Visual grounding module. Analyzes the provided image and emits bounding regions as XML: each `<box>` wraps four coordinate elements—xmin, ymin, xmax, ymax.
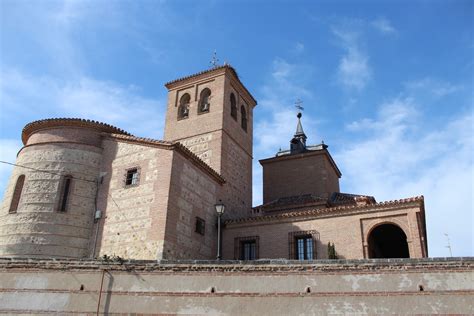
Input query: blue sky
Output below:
<box><xmin>1</xmin><ymin>0</ymin><xmax>472</xmax><ymax>257</ymax></box>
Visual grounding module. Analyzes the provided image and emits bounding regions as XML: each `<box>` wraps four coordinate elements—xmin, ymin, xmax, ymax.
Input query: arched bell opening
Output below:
<box><xmin>368</xmin><ymin>223</ymin><xmax>409</xmax><ymax>258</ymax></box>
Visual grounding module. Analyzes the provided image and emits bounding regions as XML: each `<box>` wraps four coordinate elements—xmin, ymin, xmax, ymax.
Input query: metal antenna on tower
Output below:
<box><xmin>444</xmin><ymin>233</ymin><xmax>453</xmax><ymax>257</ymax></box>
<box><xmin>210</xmin><ymin>50</ymin><xmax>219</xmax><ymax>68</ymax></box>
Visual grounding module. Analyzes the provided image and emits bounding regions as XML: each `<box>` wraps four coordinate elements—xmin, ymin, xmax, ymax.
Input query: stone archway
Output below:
<box><xmin>368</xmin><ymin>223</ymin><xmax>409</xmax><ymax>258</ymax></box>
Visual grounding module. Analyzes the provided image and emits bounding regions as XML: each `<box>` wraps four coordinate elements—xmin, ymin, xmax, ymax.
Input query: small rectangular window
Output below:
<box><xmin>241</xmin><ymin>240</ymin><xmax>256</xmax><ymax>260</ymax></box>
<box><xmin>234</xmin><ymin>236</ymin><xmax>259</xmax><ymax>260</ymax></box>
<box><xmin>195</xmin><ymin>217</ymin><xmax>205</xmax><ymax>235</ymax></box>
<box><xmin>295</xmin><ymin>236</ymin><xmax>313</xmax><ymax>260</ymax></box>
<box><xmin>125</xmin><ymin>168</ymin><xmax>139</xmax><ymax>186</ymax></box>
<box><xmin>289</xmin><ymin>230</ymin><xmax>319</xmax><ymax>260</ymax></box>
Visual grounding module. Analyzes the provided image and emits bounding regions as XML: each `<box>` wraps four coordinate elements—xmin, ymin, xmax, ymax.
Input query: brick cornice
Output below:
<box><xmin>22</xmin><ymin>118</ymin><xmax>131</xmax><ymax>145</ymax></box>
<box><xmin>165</xmin><ymin>65</ymin><xmax>257</xmax><ymax>106</ymax></box>
<box><xmin>106</xmin><ymin>134</ymin><xmax>225</xmax><ymax>185</ymax></box>
<box><xmin>225</xmin><ymin>196</ymin><xmax>425</xmax><ymax>226</ymax></box>
<box><xmin>259</xmin><ymin>149</ymin><xmax>342</xmax><ymax>178</ymax></box>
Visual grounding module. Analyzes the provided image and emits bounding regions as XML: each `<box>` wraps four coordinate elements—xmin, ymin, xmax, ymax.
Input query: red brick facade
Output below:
<box><xmin>0</xmin><ymin>66</ymin><xmax>428</xmax><ymax>260</ymax></box>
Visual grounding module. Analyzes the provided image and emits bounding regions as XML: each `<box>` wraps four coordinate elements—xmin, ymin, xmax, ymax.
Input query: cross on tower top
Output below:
<box><xmin>209</xmin><ymin>50</ymin><xmax>220</xmax><ymax>68</ymax></box>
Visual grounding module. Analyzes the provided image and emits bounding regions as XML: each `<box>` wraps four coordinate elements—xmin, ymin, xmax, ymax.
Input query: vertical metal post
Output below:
<box><xmin>217</xmin><ymin>213</ymin><xmax>222</xmax><ymax>260</ymax></box>
<box><xmin>96</xmin><ymin>269</ymin><xmax>106</xmax><ymax>315</ymax></box>
<box><xmin>92</xmin><ymin>177</ymin><xmax>100</xmax><ymax>258</ymax></box>
<box><xmin>444</xmin><ymin>233</ymin><xmax>453</xmax><ymax>257</ymax></box>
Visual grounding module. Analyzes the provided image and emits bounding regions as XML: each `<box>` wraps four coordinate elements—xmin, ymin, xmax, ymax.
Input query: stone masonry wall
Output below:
<box><xmin>96</xmin><ymin>139</ymin><xmax>174</xmax><ymax>260</ymax></box>
<box><xmin>0</xmin><ymin>257</ymin><xmax>471</xmax><ymax>315</ymax></box>
<box><xmin>220</xmin><ymin>131</ymin><xmax>252</xmax><ymax>218</ymax></box>
<box><xmin>0</xmin><ymin>142</ymin><xmax>102</xmax><ymax>258</ymax></box>
<box><xmin>162</xmin><ymin>150</ymin><xmax>222</xmax><ymax>259</ymax></box>
<box><xmin>223</xmin><ymin>204</ymin><xmax>425</xmax><ymax>260</ymax></box>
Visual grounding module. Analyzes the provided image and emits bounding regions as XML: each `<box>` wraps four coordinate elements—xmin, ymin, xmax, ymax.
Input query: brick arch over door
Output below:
<box><xmin>366</xmin><ymin>221</ymin><xmax>410</xmax><ymax>259</ymax></box>
<box><xmin>365</xmin><ymin>218</ymin><xmax>411</xmax><ymax>242</ymax></box>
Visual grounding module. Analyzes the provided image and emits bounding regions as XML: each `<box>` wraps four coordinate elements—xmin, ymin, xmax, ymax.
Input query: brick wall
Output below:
<box><xmin>223</xmin><ymin>203</ymin><xmax>426</xmax><ymax>260</ymax></box>
<box><xmin>261</xmin><ymin>150</ymin><xmax>340</xmax><ymax>203</ymax></box>
<box><xmin>163</xmin><ymin>67</ymin><xmax>255</xmax><ymax>219</ymax></box>
<box><xmin>0</xmin><ymin>257</ymin><xmax>471</xmax><ymax>314</ymax></box>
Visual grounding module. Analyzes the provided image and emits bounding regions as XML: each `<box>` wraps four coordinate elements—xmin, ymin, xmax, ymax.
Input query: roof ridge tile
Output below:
<box><xmin>22</xmin><ymin>118</ymin><xmax>131</xmax><ymax>144</ymax></box>
<box><xmin>227</xmin><ymin>196</ymin><xmax>424</xmax><ymax>225</ymax></box>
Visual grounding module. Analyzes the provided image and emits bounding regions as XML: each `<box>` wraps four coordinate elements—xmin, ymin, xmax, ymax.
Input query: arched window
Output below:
<box><xmin>178</xmin><ymin>93</ymin><xmax>190</xmax><ymax>119</ymax></box>
<box><xmin>9</xmin><ymin>175</ymin><xmax>25</xmax><ymax>213</ymax></box>
<box><xmin>198</xmin><ymin>88</ymin><xmax>211</xmax><ymax>113</ymax></box>
<box><xmin>230</xmin><ymin>93</ymin><xmax>237</xmax><ymax>120</ymax></box>
<box><xmin>241</xmin><ymin>105</ymin><xmax>247</xmax><ymax>132</ymax></box>
<box><xmin>58</xmin><ymin>175</ymin><xmax>73</xmax><ymax>213</ymax></box>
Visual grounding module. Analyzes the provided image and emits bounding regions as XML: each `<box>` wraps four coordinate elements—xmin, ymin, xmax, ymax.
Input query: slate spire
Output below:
<box><xmin>295</xmin><ymin>112</ymin><xmax>306</xmax><ymax>138</ymax></box>
<box><xmin>290</xmin><ymin>111</ymin><xmax>307</xmax><ymax>154</ymax></box>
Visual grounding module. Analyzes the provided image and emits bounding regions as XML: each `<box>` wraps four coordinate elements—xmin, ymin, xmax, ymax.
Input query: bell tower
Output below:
<box><xmin>163</xmin><ymin>65</ymin><xmax>257</xmax><ymax>218</ymax></box>
<box><xmin>260</xmin><ymin>111</ymin><xmax>341</xmax><ymax>203</ymax></box>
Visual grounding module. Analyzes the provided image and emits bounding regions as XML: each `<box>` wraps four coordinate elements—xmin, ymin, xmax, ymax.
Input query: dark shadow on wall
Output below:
<box><xmin>368</xmin><ymin>223</ymin><xmax>409</xmax><ymax>258</ymax></box>
<box><xmin>92</xmin><ymin>140</ymin><xmax>119</xmax><ymax>259</ymax></box>
<box><xmin>103</xmin><ymin>271</ymin><xmax>114</xmax><ymax>314</ymax></box>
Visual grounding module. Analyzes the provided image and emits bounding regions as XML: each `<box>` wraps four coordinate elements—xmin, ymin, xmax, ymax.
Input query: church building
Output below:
<box><xmin>0</xmin><ymin>65</ymin><xmax>428</xmax><ymax>261</ymax></box>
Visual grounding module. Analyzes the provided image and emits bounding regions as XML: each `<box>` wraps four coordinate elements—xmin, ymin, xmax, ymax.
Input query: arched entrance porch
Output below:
<box><xmin>368</xmin><ymin>223</ymin><xmax>409</xmax><ymax>258</ymax></box>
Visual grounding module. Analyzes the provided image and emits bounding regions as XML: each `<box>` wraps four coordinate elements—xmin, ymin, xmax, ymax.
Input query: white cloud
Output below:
<box><xmin>338</xmin><ymin>50</ymin><xmax>371</xmax><ymax>90</ymax></box>
<box><xmin>0</xmin><ymin>68</ymin><xmax>166</xmax><ymax>202</ymax></box>
<box><xmin>294</xmin><ymin>42</ymin><xmax>305</xmax><ymax>54</ymax></box>
<box><xmin>336</xmin><ymin>98</ymin><xmax>473</xmax><ymax>257</ymax></box>
<box><xmin>332</xmin><ymin>26</ymin><xmax>371</xmax><ymax>91</ymax></box>
<box><xmin>252</xmin><ymin>58</ymin><xmax>318</xmax><ymax>205</ymax></box>
<box><xmin>0</xmin><ymin>139</ymin><xmax>23</xmax><ymax>200</ymax></box>
<box><xmin>405</xmin><ymin>77</ymin><xmax>464</xmax><ymax>97</ymax></box>
<box><xmin>0</xmin><ymin>68</ymin><xmax>165</xmax><ymax>139</ymax></box>
<box><xmin>57</xmin><ymin>78</ymin><xmax>165</xmax><ymax>138</ymax></box>
<box><xmin>371</xmin><ymin>17</ymin><xmax>397</xmax><ymax>35</ymax></box>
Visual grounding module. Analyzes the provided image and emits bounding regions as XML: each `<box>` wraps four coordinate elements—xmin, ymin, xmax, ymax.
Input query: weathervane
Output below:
<box><xmin>295</xmin><ymin>99</ymin><xmax>304</xmax><ymax>118</ymax></box>
<box><xmin>209</xmin><ymin>50</ymin><xmax>219</xmax><ymax>68</ymax></box>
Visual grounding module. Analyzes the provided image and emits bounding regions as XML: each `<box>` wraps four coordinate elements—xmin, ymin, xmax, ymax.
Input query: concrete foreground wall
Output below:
<box><xmin>0</xmin><ymin>257</ymin><xmax>472</xmax><ymax>315</ymax></box>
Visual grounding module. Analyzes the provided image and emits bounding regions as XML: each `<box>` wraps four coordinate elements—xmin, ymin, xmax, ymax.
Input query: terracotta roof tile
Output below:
<box><xmin>107</xmin><ymin>133</ymin><xmax>225</xmax><ymax>184</ymax></box>
<box><xmin>227</xmin><ymin>196</ymin><xmax>424</xmax><ymax>225</ymax></box>
<box><xmin>329</xmin><ymin>192</ymin><xmax>376</xmax><ymax>206</ymax></box>
<box><xmin>22</xmin><ymin>118</ymin><xmax>131</xmax><ymax>145</ymax></box>
<box><xmin>165</xmin><ymin>65</ymin><xmax>237</xmax><ymax>87</ymax></box>
<box><xmin>254</xmin><ymin>194</ymin><xmax>327</xmax><ymax>213</ymax></box>
<box><xmin>164</xmin><ymin>64</ymin><xmax>257</xmax><ymax>105</ymax></box>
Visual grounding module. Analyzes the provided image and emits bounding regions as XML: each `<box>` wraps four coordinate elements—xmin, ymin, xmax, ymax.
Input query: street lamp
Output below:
<box><xmin>215</xmin><ymin>201</ymin><xmax>225</xmax><ymax>260</ymax></box>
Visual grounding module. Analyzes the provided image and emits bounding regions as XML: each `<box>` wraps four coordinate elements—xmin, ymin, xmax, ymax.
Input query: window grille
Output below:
<box><xmin>125</xmin><ymin>168</ymin><xmax>140</xmax><ymax>187</ymax></box>
<box><xmin>234</xmin><ymin>236</ymin><xmax>259</xmax><ymax>260</ymax></box>
<box><xmin>288</xmin><ymin>230</ymin><xmax>319</xmax><ymax>260</ymax></box>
